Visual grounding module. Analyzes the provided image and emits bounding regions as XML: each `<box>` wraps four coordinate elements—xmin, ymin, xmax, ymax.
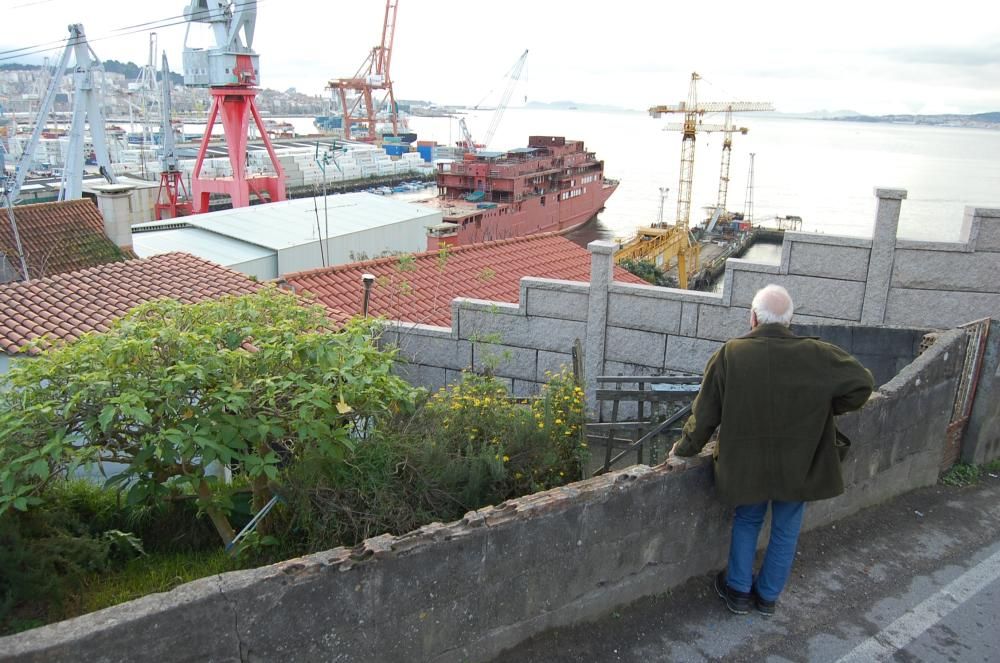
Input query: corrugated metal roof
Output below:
<box><xmin>168</xmin><ymin>192</ymin><xmax>440</xmax><ymax>250</ymax></box>
<box><xmin>132</xmin><ymin>227</ymin><xmax>274</xmax><ymax>265</ymax></box>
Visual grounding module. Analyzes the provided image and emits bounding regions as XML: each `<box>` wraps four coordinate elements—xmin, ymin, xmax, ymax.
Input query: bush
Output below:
<box><xmin>276</xmin><ymin>369</ymin><xmax>589</xmax><ymax>553</ymax></box>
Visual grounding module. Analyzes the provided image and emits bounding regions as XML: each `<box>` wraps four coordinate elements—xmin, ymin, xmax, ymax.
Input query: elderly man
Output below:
<box><xmin>671</xmin><ymin>284</ymin><xmax>873</xmax><ymax>616</ymax></box>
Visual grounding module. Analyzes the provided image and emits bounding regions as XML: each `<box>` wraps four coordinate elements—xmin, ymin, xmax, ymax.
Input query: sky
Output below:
<box><xmin>2</xmin><ymin>0</ymin><xmax>998</xmax><ymax>115</ymax></box>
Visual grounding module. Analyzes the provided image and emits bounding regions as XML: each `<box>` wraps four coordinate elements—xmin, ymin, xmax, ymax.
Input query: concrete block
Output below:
<box><xmin>604</xmin><ymin>326</ymin><xmax>667</xmax><ymax>367</ymax></box>
<box><xmin>607</xmin><ymin>292</ymin><xmax>682</xmax><ymax>335</ymax></box>
<box><xmin>390</xmin><ymin>332</ymin><xmax>472</xmax><ymax>371</ymax></box>
<box><xmin>696</xmin><ymin>304</ymin><xmax>751</xmax><ymax>342</ymax></box>
<box><xmin>473</xmin><ymin>344</ymin><xmax>536</xmax><ymax>381</ymax></box>
<box><xmin>525</xmin><ymin>285</ymin><xmax>590</xmax><ymax>322</ymax></box>
<box><xmin>392</xmin><ymin>362</ymin><xmax>448</xmax><ymax>393</ymax></box>
<box><xmin>537</xmin><ymin>350</ymin><xmax>575</xmax><ymax>382</ymax></box>
<box><xmin>512</xmin><ymin>379</ymin><xmax>541</xmax><ymax>398</ymax></box>
<box><xmin>884</xmin><ymin>289</ymin><xmax>1000</xmax><ymax>328</ymax></box>
<box><xmin>891</xmin><ymin>249</ymin><xmax>1000</xmax><ymax>292</ymax></box>
<box><xmin>788</xmin><ymin>242</ymin><xmax>870</xmax><ymax>281</ymax></box>
<box><xmin>969</xmin><ymin>207</ymin><xmax>1000</xmax><ymax>252</ymax></box>
<box><xmin>851</xmin><ymin>326</ymin><xmax>921</xmax><ymax>357</ymax></box>
<box><xmin>663</xmin><ymin>335</ymin><xmax>721</xmax><ymax>374</ymax></box>
<box><xmin>791</xmin><ymin>323</ymin><xmax>854</xmax><ymax>352</ymax></box>
<box><xmin>459</xmin><ymin>307</ymin><xmax>587</xmax><ymax>354</ymax></box>
<box><xmin>680</xmin><ymin>302</ymin><xmax>699</xmax><ymax>337</ymax></box>
<box><xmin>732</xmin><ymin>272</ymin><xmax>866</xmax><ymax>321</ymax></box>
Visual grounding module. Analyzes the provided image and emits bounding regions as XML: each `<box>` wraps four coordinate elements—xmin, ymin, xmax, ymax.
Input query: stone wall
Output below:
<box><xmin>384</xmin><ymin>190</ymin><xmax>999</xmax><ymax>414</ymax></box>
<box><xmin>0</xmin><ymin>330</ymin><xmax>967</xmax><ymax>663</ymax></box>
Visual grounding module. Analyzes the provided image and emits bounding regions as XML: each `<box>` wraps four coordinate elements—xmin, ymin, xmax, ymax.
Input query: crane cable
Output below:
<box><xmin>0</xmin><ymin>0</ymin><xmax>264</xmax><ymax>63</ymax></box>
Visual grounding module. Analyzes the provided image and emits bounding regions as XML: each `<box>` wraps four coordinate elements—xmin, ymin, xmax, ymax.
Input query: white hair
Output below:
<box><xmin>752</xmin><ymin>284</ymin><xmax>794</xmax><ymax>326</ymax></box>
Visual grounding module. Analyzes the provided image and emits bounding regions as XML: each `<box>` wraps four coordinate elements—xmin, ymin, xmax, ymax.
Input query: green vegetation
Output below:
<box><xmin>0</xmin><ymin>288</ymin><xmax>417</xmax><ymax>544</ymax></box>
<box><xmin>0</xmin><ymin>290</ymin><xmax>589</xmax><ymax>634</ymax></box>
<box><xmin>618</xmin><ymin>258</ymin><xmax>678</xmax><ymax>288</ymax></box>
<box><xmin>940</xmin><ymin>462</ymin><xmax>991</xmax><ymax>487</ymax></box>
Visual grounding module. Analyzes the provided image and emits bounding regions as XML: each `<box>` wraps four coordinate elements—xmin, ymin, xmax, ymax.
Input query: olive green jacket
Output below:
<box><xmin>673</xmin><ymin>323</ymin><xmax>874</xmax><ymax>505</ymax></box>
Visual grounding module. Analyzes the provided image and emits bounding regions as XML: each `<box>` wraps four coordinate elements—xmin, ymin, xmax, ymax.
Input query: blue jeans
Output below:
<box><xmin>726</xmin><ymin>500</ymin><xmax>805</xmax><ymax>602</ymax></box>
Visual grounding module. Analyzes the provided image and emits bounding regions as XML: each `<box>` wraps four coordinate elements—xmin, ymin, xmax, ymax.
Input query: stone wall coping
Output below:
<box><xmin>384</xmin><ymin>320</ymin><xmax>456</xmax><ymax>338</ymax></box>
<box><xmin>895</xmin><ymin>239</ymin><xmax>974</xmax><ymax>253</ymax></box>
<box><xmin>726</xmin><ymin>258</ymin><xmax>783</xmax><ymax>275</ymax></box>
<box><xmin>519</xmin><ymin>277</ymin><xmax>591</xmax><ymax>295</ymax></box>
<box><xmin>969</xmin><ymin>207</ymin><xmax>1000</xmax><ymax>219</ymax></box>
<box><xmin>454</xmin><ymin>298</ymin><xmax>523</xmax><ymax>315</ymax></box>
<box><xmin>608</xmin><ymin>281</ymin><xmax>724</xmax><ymax>304</ymax></box>
<box><xmin>587</xmin><ymin>240</ymin><xmax>617</xmax><ymax>255</ymax></box>
<box><xmin>783</xmin><ymin>232</ymin><xmax>873</xmax><ymax>248</ymax></box>
<box><xmin>875</xmin><ymin>187</ymin><xmax>908</xmax><ymax>200</ymax></box>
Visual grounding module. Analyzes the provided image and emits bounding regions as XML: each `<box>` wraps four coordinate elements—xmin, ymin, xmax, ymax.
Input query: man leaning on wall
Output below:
<box><xmin>670</xmin><ymin>284</ymin><xmax>874</xmax><ymax>617</ymax></box>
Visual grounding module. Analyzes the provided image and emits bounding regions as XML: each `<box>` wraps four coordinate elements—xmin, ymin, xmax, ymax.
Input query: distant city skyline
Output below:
<box><xmin>1</xmin><ymin>0</ymin><xmax>998</xmax><ymax>115</ymax></box>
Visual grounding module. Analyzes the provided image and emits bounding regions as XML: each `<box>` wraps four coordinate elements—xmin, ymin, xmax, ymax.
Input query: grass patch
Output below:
<box><xmin>61</xmin><ymin>550</ymin><xmax>238</xmax><ymax>619</ymax></box>
<box><xmin>985</xmin><ymin>459</ymin><xmax>1000</xmax><ymax>474</ymax></box>
<box><xmin>940</xmin><ymin>463</ymin><xmax>982</xmax><ymax>487</ymax></box>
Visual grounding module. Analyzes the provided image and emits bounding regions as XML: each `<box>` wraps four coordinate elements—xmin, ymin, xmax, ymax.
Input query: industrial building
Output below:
<box><xmin>131</xmin><ymin>192</ymin><xmax>441</xmax><ymax>280</ymax></box>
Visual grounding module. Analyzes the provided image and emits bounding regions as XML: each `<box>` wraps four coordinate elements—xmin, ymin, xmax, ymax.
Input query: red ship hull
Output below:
<box><xmin>426</xmin><ymin>136</ymin><xmax>618</xmax><ymax>249</ymax></box>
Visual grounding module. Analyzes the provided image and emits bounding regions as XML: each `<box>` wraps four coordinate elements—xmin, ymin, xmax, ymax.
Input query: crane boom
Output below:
<box><xmin>650</xmin><ymin>101</ymin><xmax>773</xmax><ymax>116</ymax></box>
<box><xmin>481</xmin><ymin>49</ymin><xmax>528</xmax><ymax>150</ymax></box>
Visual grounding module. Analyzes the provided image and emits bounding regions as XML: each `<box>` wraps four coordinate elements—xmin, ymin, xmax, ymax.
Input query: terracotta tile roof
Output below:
<box><xmin>0</xmin><ymin>199</ymin><xmax>137</xmax><ymax>281</ymax></box>
<box><xmin>283</xmin><ymin>233</ymin><xmax>647</xmax><ymax>327</ymax></box>
<box><xmin>0</xmin><ymin>252</ymin><xmax>261</xmax><ymax>356</ymax></box>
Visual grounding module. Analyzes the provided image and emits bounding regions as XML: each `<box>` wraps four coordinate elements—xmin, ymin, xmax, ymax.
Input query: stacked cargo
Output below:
<box><xmin>171</xmin><ymin>145</ymin><xmax>434</xmax><ymax>191</ymax></box>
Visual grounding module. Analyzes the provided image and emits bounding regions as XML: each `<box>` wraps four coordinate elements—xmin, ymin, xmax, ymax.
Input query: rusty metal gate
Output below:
<box><xmin>941</xmin><ymin>318</ymin><xmax>992</xmax><ymax>471</ymax></box>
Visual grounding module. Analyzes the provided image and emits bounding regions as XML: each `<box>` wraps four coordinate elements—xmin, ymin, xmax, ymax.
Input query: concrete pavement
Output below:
<box><xmin>494</xmin><ymin>474</ymin><xmax>1000</xmax><ymax>662</ymax></box>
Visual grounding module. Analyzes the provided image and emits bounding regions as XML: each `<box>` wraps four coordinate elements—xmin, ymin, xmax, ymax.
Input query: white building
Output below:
<box><xmin>131</xmin><ymin>192</ymin><xmax>442</xmax><ymax>280</ymax></box>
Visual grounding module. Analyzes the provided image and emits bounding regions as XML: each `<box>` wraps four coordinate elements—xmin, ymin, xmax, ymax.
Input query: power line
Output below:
<box><xmin>0</xmin><ymin>0</ymin><xmax>264</xmax><ymax>64</ymax></box>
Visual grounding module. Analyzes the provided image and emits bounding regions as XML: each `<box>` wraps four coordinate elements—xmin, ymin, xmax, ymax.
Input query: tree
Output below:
<box><xmin>0</xmin><ymin>288</ymin><xmax>419</xmax><ymax>544</ymax></box>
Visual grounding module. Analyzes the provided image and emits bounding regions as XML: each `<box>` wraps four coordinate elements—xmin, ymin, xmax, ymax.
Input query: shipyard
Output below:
<box><xmin>1</xmin><ymin>2</ymin><xmax>999</xmax><ymax>662</ymax></box>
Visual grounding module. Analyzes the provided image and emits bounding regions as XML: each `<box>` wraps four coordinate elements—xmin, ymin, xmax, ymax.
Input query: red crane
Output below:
<box><xmin>328</xmin><ymin>0</ymin><xmax>400</xmax><ymax>143</ymax></box>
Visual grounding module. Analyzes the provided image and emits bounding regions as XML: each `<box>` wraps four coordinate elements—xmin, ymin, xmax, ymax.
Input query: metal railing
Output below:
<box><xmin>588</xmin><ymin>375</ymin><xmax>701</xmax><ymax>475</ymax></box>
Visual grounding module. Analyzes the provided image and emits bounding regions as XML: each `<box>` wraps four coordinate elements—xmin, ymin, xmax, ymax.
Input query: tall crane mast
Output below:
<box><xmin>642</xmin><ymin>72</ymin><xmax>772</xmax><ymax>287</ymax></box>
<box><xmin>127</xmin><ymin>33</ymin><xmax>161</xmax><ymax>152</ymax></box>
<box><xmin>328</xmin><ymin>0</ymin><xmax>400</xmax><ymax>143</ymax></box>
<box><xmin>183</xmin><ymin>0</ymin><xmax>286</xmax><ymax>213</ymax></box>
<box><xmin>154</xmin><ymin>54</ymin><xmax>192</xmax><ymax>219</ymax></box>
<box><xmin>649</xmin><ymin>72</ymin><xmax>772</xmax><ymax>233</ymax></box>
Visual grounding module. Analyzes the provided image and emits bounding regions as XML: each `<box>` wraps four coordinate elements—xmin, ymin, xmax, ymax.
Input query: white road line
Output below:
<box><xmin>836</xmin><ymin>546</ymin><xmax>1000</xmax><ymax>662</ymax></box>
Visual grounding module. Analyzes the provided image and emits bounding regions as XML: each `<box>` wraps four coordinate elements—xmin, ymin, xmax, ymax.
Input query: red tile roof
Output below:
<box><xmin>0</xmin><ymin>252</ymin><xmax>261</xmax><ymax>356</ymax></box>
<box><xmin>0</xmin><ymin>198</ymin><xmax>137</xmax><ymax>281</ymax></box>
<box><xmin>283</xmin><ymin>233</ymin><xmax>646</xmax><ymax>327</ymax></box>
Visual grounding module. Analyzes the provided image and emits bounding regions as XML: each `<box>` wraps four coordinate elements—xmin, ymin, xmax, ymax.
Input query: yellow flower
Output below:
<box><xmin>503</xmin><ymin>455</ymin><xmax>509</xmax><ymax>462</ymax></box>
<box><xmin>580</xmin><ymin>442</ymin><xmax>588</xmax><ymax>448</ymax></box>
<box><xmin>538</xmin><ymin>422</ymin><xmax>545</xmax><ymax>429</ymax></box>
<box><xmin>515</xmin><ymin>472</ymin><xmax>523</xmax><ymax>479</ymax></box>
<box><xmin>559</xmin><ymin>471</ymin><xmax>565</xmax><ymax>476</ymax></box>
<box><xmin>554</xmin><ymin>418</ymin><xmax>562</xmax><ymax>425</ymax></box>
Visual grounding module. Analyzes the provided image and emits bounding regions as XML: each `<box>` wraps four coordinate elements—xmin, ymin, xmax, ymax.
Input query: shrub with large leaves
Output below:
<box><xmin>0</xmin><ymin>288</ymin><xmax>418</xmax><ymax>542</ymax></box>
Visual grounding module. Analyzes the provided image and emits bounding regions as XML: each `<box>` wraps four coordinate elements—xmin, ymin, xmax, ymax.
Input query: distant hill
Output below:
<box><xmin>828</xmin><ymin>111</ymin><xmax>1000</xmax><ymax>128</ymax></box>
<box><xmin>525</xmin><ymin>100</ymin><xmax>639</xmax><ymax>113</ymax></box>
<box><xmin>0</xmin><ymin>59</ymin><xmax>183</xmax><ymax>85</ymax></box>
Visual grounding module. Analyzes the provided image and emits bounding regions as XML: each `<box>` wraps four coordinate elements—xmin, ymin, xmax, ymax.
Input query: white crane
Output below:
<box><xmin>1</xmin><ymin>24</ymin><xmax>116</xmax><ymax>208</ymax></box>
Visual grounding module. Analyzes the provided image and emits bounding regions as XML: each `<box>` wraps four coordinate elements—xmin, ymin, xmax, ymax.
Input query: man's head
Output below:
<box><xmin>750</xmin><ymin>284</ymin><xmax>794</xmax><ymax>328</ymax></box>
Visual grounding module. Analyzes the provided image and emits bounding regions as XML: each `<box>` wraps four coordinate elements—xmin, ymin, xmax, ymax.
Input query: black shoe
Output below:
<box><xmin>714</xmin><ymin>570</ymin><xmax>752</xmax><ymax>615</ymax></box>
<box><xmin>752</xmin><ymin>586</ymin><xmax>776</xmax><ymax>616</ymax></box>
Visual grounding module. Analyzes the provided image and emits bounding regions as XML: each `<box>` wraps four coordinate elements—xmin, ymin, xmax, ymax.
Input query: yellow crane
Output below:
<box><xmin>617</xmin><ymin>73</ymin><xmax>773</xmax><ymax>288</ymax></box>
